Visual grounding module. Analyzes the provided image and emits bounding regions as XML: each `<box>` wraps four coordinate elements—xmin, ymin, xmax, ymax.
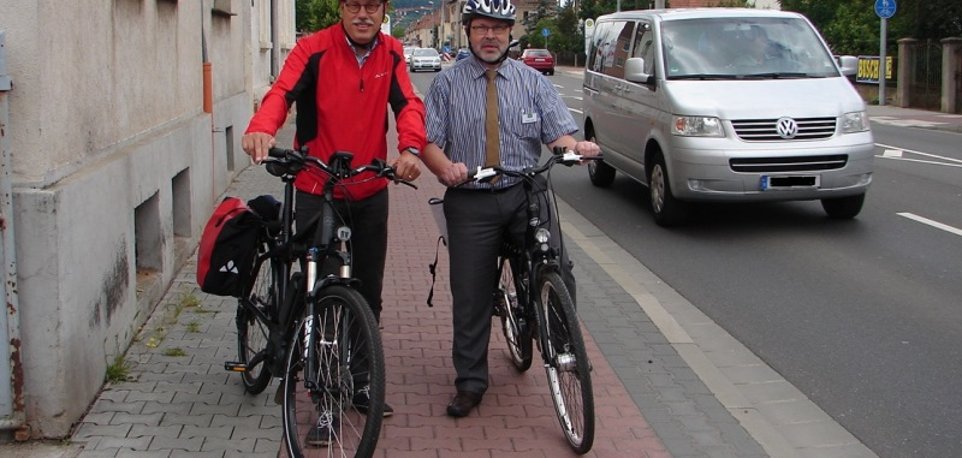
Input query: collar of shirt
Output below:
<box><xmin>345</xmin><ymin>34</ymin><xmax>380</xmax><ymax>67</ymax></box>
<box><xmin>464</xmin><ymin>56</ymin><xmax>519</xmax><ymax>83</ymax></box>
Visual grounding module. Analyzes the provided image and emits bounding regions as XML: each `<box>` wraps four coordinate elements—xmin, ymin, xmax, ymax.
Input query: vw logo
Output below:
<box><xmin>776</xmin><ymin>117</ymin><xmax>798</xmax><ymax>139</ymax></box>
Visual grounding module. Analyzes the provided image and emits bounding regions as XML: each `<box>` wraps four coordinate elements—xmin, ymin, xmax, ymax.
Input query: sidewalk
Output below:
<box><xmin>5</xmin><ymin>114</ymin><xmax>909</xmax><ymax>457</ymax></box>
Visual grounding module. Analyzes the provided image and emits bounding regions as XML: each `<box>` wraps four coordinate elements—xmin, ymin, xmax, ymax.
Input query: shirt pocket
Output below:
<box><xmin>509</xmin><ymin>108</ymin><xmax>542</xmax><ymax>142</ymax></box>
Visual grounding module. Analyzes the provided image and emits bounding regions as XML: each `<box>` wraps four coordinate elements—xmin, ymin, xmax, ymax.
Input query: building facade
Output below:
<box><xmin>0</xmin><ymin>0</ymin><xmax>294</xmax><ymax>439</ymax></box>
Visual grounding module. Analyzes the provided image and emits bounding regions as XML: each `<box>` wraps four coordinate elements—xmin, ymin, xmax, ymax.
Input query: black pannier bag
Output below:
<box><xmin>196</xmin><ymin>196</ymin><xmax>276</xmax><ymax>296</ymax></box>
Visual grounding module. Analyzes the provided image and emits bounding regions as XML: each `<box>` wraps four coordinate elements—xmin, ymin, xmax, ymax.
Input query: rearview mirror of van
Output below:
<box><xmin>625</xmin><ymin>57</ymin><xmax>652</xmax><ymax>84</ymax></box>
<box><xmin>837</xmin><ymin>55</ymin><xmax>858</xmax><ymax>77</ymax></box>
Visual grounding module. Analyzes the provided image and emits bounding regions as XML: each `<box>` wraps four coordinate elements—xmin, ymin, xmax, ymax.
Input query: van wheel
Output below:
<box><xmin>648</xmin><ymin>153</ymin><xmax>688</xmax><ymax>227</ymax></box>
<box><xmin>821</xmin><ymin>193</ymin><xmax>865</xmax><ymax>219</ymax></box>
<box><xmin>586</xmin><ymin>135</ymin><xmax>615</xmax><ymax>187</ymax></box>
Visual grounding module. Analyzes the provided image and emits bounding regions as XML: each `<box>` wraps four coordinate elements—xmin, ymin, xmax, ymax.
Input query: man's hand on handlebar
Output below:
<box><xmin>437</xmin><ymin>162</ymin><xmax>469</xmax><ymax>187</ymax></box>
<box><xmin>390</xmin><ymin>149</ymin><xmax>422</xmax><ymax>183</ymax></box>
<box><xmin>571</xmin><ymin>140</ymin><xmax>601</xmax><ymax>158</ymax></box>
<box><xmin>242</xmin><ymin>132</ymin><xmax>276</xmax><ymax>164</ymax></box>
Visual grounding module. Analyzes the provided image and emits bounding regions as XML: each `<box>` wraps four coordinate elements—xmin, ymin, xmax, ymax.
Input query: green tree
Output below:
<box><xmin>779</xmin><ymin>0</ymin><xmax>961</xmax><ymax>55</ymax></box>
<box><xmin>296</xmin><ymin>0</ymin><xmax>340</xmax><ymax>33</ymax></box>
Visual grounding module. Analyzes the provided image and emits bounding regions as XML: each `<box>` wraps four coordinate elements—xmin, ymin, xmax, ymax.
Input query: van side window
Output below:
<box><xmin>587</xmin><ymin>21</ymin><xmax>612</xmax><ymax>73</ymax></box>
<box><xmin>631</xmin><ymin>21</ymin><xmax>655</xmax><ymax>75</ymax></box>
<box><xmin>603</xmin><ymin>21</ymin><xmax>636</xmax><ymax>79</ymax></box>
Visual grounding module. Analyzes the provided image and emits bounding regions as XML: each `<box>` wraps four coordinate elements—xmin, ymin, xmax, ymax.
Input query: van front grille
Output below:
<box><xmin>730</xmin><ymin>155</ymin><xmax>848</xmax><ymax>173</ymax></box>
<box><xmin>732</xmin><ymin>117</ymin><xmax>837</xmax><ymax>141</ymax></box>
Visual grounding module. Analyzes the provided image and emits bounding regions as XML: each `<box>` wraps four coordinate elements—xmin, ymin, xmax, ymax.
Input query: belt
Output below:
<box><xmin>448</xmin><ymin>183</ymin><xmax>520</xmax><ymax>194</ymax></box>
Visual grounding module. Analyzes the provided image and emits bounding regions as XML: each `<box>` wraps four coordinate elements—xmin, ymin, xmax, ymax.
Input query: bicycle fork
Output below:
<box><xmin>301</xmin><ymin>237</ymin><xmax>353</xmax><ymax>395</ymax></box>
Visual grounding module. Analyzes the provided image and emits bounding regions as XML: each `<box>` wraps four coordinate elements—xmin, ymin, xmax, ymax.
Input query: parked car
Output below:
<box><xmin>403</xmin><ymin>46</ymin><xmax>415</xmax><ymax>65</ymax></box>
<box><xmin>520</xmin><ymin>48</ymin><xmax>555</xmax><ymax>75</ymax></box>
<box><xmin>455</xmin><ymin>48</ymin><xmax>471</xmax><ymax>61</ymax></box>
<box><xmin>410</xmin><ymin>47</ymin><xmax>442</xmax><ymax>72</ymax></box>
<box><xmin>582</xmin><ymin>9</ymin><xmax>873</xmax><ymax>226</ymax></box>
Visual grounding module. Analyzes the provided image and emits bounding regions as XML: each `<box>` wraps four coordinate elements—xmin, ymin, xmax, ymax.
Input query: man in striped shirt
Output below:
<box><xmin>420</xmin><ymin>0</ymin><xmax>600</xmax><ymax>418</ymax></box>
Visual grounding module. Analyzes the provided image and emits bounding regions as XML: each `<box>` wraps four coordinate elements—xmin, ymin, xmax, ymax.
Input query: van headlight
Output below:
<box><xmin>839</xmin><ymin>111</ymin><xmax>870</xmax><ymax>133</ymax></box>
<box><xmin>671</xmin><ymin>116</ymin><xmax>724</xmax><ymax>137</ymax></box>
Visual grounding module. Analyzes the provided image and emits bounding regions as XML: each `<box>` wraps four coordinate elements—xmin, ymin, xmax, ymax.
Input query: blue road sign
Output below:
<box><xmin>541</xmin><ymin>27</ymin><xmax>550</xmax><ymax>37</ymax></box>
<box><xmin>875</xmin><ymin>0</ymin><xmax>896</xmax><ymax>19</ymax></box>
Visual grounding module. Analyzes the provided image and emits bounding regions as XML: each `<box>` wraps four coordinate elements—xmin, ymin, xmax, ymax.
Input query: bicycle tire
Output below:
<box><xmin>496</xmin><ymin>256</ymin><xmax>532</xmax><ymax>371</ymax></box>
<box><xmin>282</xmin><ymin>285</ymin><xmax>384</xmax><ymax>458</ymax></box>
<box><xmin>540</xmin><ymin>270</ymin><xmax>595</xmax><ymax>454</ymax></box>
<box><xmin>236</xmin><ymin>253</ymin><xmax>274</xmax><ymax>394</ymax></box>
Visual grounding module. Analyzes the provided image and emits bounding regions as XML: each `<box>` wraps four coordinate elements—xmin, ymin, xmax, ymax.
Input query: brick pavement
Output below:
<box><xmin>66</xmin><ymin>121</ymin><xmax>676</xmax><ymax>457</ymax></box>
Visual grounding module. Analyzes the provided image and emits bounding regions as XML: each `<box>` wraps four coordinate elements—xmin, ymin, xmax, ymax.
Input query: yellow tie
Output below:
<box><xmin>484</xmin><ymin>69</ymin><xmax>500</xmax><ymax>169</ymax></box>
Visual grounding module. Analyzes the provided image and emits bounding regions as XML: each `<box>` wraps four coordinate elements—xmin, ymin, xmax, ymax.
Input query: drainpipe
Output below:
<box><xmin>270</xmin><ymin>0</ymin><xmax>279</xmax><ymax>78</ymax></box>
<box><xmin>0</xmin><ymin>30</ymin><xmax>27</xmax><ymax>437</ymax></box>
<box><xmin>202</xmin><ymin>3</ymin><xmax>216</xmax><ymax>200</ymax></box>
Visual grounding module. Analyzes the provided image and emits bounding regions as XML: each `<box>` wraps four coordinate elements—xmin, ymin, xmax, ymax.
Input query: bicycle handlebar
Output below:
<box><xmin>265</xmin><ymin>147</ymin><xmax>417</xmax><ymax>189</ymax></box>
<box><xmin>466</xmin><ymin>147</ymin><xmax>603</xmax><ymax>184</ymax></box>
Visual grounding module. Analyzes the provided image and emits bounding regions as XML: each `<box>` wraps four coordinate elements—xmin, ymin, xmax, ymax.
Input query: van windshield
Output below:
<box><xmin>660</xmin><ymin>17</ymin><xmax>840</xmax><ymax>80</ymax></box>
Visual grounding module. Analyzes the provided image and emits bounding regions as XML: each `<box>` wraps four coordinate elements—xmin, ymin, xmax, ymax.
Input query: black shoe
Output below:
<box><xmin>305</xmin><ymin>410</ymin><xmax>338</xmax><ymax>447</ymax></box>
<box><xmin>446</xmin><ymin>391</ymin><xmax>483</xmax><ymax>418</ymax></box>
<box><xmin>352</xmin><ymin>385</ymin><xmax>394</xmax><ymax>417</ymax></box>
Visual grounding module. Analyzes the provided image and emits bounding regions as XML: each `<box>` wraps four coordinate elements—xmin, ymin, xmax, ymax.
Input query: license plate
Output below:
<box><xmin>760</xmin><ymin>175</ymin><xmax>820</xmax><ymax>190</ymax></box>
<box><xmin>536</xmin><ymin>58</ymin><xmax>546</xmax><ymax>62</ymax></box>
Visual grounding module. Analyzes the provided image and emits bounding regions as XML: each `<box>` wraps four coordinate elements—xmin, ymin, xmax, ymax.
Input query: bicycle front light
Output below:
<box><xmin>535</xmin><ymin>228</ymin><xmax>551</xmax><ymax>252</ymax></box>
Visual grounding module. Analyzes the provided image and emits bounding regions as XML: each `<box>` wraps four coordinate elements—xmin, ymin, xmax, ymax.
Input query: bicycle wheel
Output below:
<box><xmin>282</xmin><ymin>285</ymin><xmax>384</xmax><ymax>458</ymax></box>
<box><xmin>496</xmin><ymin>256</ymin><xmax>532</xmax><ymax>371</ymax></box>
<box><xmin>540</xmin><ymin>270</ymin><xmax>595</xmax><ymax>454</ymax></box>
<box><xmin>236</xmin><ymin>253</ymin><xmax>273</xmax><ymax>394</ymax></box>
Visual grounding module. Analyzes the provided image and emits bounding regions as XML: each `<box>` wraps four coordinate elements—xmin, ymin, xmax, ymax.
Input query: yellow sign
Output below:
<box><xmin>856</xmin><ymin>55</ymin><xmax>894</xmax><ymax>83</ymax></box>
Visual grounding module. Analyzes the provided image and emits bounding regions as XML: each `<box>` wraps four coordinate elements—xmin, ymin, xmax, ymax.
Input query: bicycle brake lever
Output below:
<box><xmin>473</xmin><ymin>167</ymin><xmax>498</xmax><ymax>182</ymax></box>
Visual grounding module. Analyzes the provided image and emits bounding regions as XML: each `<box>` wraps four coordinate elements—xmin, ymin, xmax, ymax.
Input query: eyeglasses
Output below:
<box><xmin>470</xmin><ymin>24</ymin><xmax>511</xmax><ymax>35</ymax></box>
<box><xmin>343</xmin><ymin>2</ymin><xmax>382</xmax><ymax>14</ymax></box>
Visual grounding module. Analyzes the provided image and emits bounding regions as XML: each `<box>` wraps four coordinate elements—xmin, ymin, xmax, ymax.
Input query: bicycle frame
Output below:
<box><xmin>501</xmin><ymin>172</ymin><xmax>567</xmax><ymax>367</ymax></box>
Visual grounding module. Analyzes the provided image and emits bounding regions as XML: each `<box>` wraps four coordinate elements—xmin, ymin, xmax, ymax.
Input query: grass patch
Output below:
<box><xmin>186</xmin><ymin>320</ymin><xmax>201</xmax><ymax>333</ymax></box>
<box><xmin>180</xmin><ymin>292</ymin><xmax>201</xmax><ymax>308</ymax></box>
<box><xmin>163</xmin><ymin>347</ymin><xmax>187</xmax><ymax>357</ymax></box>
<box><xmin>105</xmin><ymin>354</ymin><xmax>130</xmax><ymax>383</ymax></box>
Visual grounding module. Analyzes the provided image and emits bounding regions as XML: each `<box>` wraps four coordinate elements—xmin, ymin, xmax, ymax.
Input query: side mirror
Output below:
<box><xmin>624</xmin><ymin>57</ymin><xmax>652</xmax><ymax>84</ymax></box>
<box><xmin>837</xmin><ymin>55</ymin><xmax>858</xmax><ymax>77</ymax></box>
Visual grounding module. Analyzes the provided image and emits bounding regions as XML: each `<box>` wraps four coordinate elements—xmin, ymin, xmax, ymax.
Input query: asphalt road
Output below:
<box><xmin>410</xmin><ymin>66</ymin><xmax>962</xmax><ymax>457</ymax></box>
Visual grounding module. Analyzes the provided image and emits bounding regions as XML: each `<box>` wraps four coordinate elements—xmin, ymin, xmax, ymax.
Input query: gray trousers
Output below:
<box><xmin>443</xmin><ymin>182</ymin><xmax>574</xmax><ymax>394</ymax></box>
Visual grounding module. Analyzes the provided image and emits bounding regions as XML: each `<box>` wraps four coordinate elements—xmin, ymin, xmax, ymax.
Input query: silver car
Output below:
<box><xmin>409</xmin><ymin>47</ymin><xmax>442</xmax><ymax>72</ymax></box>
<box><xmin>582</xmin><ymin>9</ymin><xmax>873</xmax><ymax>226</ymax></box>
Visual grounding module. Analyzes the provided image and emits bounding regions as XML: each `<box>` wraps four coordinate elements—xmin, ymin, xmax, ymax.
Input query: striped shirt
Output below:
<box><xmin>425</xmin><ymin>56</ymin><xmax>578</xmax><ymax>190</ymax></box>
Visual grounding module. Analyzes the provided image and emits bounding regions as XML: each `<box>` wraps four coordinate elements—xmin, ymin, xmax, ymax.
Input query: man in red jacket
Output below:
<box><xmin>242</xmin><ymin>0</ymin><xmax>426</xmax><ymax>446</ymax></box>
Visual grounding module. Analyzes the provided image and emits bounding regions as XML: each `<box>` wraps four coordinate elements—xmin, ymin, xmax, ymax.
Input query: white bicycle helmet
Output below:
<box><xmin>461</xmin><ymin>0</ymin><xmax>516</xmax><ymax>25</ymax></box>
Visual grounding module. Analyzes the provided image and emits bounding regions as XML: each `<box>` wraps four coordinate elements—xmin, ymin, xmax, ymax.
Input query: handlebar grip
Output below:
<box><xmin>267</xmin><ymin>147</ymin><xmax>295</xmax><ymax>159</ymax></box>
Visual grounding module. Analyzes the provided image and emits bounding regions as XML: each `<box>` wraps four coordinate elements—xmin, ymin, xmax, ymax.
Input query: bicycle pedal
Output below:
<box><xmin>224</xmin><ymin>361</ymin><xmax>248</xmax><ymax>372</ymax></box>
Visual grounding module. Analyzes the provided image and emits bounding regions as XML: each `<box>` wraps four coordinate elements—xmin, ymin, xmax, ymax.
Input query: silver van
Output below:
<box><xmin>582</xmin><ymin>9</ymin><xmax>874</xmax><ymax>226</ymax></box>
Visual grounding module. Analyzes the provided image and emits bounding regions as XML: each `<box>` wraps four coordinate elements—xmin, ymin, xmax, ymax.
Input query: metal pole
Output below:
<box><xmin>879</xmin><ymin>18</ymin><xmax>887</xmax><ymax>106</ymax></box>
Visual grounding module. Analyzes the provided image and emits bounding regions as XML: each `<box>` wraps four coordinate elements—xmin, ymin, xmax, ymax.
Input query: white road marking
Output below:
<box><xmin>897</xmin><ymin>212</ymin><xmax>962</xmax><ymax>237</ymax></box>
<box><xmin>875</xmin><ymin>143</ymin><xmax>962</xmax><ymax>168</ymax></box>
<box><xmin>568</xmin><ymin>108</ymin><xmax>583</xmax><ymax>115</ymax></box>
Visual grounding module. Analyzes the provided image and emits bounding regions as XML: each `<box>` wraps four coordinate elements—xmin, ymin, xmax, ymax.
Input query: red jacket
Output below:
<box><xmin>246</xmin><ymin>25</ymin><xmax>426</xmax><ymax>200</ymax></box>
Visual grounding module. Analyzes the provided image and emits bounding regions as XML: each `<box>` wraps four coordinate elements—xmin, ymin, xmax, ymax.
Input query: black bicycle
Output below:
<box><xmin>225</xmin><ymin>147</ymin><xmax>413</xmax><ymax>457</ymax></box>
<box><xmin>432</xmin><ymin>149</ymin><xmax>598</xmax><ymax>454</ymax></box>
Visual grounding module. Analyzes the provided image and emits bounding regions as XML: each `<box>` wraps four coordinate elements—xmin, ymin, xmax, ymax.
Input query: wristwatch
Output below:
<box><xmin>403</xmin><ymin>147</ymin><xmax>421</xmax><ymax>157</ymax></box>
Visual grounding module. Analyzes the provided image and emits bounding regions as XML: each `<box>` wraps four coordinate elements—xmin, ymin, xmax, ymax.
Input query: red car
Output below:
<box><xmin>520</xmin><ymin>48</ymin><xmax>555</xmax><ymax>75</ymax></box>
